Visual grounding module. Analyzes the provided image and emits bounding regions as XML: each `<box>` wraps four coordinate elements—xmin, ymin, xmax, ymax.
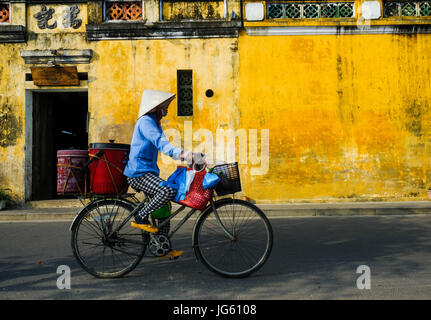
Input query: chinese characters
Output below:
<box><xmin>34</xmin><ymin>5</ymin><xmax>82</xmax><ymax>30</ymax></box>
<box><xmin>63</xmin><ymin>5</ymin><xmax>82</xmax><ymax>29</ymax></box>
<box><xmin>34</xmin><ymin>5</ymin><xmax>57</xmax><ymax>29</ymax></box>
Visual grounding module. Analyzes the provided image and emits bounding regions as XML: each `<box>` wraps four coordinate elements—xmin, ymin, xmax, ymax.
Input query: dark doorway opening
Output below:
<box><xmin>32</xmin><ymin>92</ymin><xmax>88</xmax><ymax>200</ymax></box>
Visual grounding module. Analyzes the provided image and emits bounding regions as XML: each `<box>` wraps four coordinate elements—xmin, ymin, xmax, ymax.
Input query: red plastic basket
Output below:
<box><xmin>177</xmin><ymin>169</ymin><xmax>214</xmax><ymax>210</ymax></box>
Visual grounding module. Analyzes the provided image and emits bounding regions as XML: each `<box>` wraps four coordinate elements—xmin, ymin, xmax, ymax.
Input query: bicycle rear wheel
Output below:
<box><xmin>71</xmin><ymin>199</ymin><xmax>147</xmax><ymax>278</ymax></box>
<box><xmin>193</xmin><ymin>199</ymin><xmax>273</xmax><ymax>278</ymax></box>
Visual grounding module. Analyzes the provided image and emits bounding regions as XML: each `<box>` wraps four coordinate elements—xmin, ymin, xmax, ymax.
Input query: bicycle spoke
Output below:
<box><xmin>72</xmin><ymin>199</ymin><xmax>147</xmax><ymax>278</ymax></box>
<box><xmin>195</xmin><ymin>200</ymin><xmax>273</xmax><ymax>278</ymax></box>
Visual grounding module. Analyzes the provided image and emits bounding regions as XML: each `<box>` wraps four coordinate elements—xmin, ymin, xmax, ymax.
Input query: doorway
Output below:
<box><xmin>31</xmin><ymin>91</ymin><xmax>88</xmax><ymax>200</ymax></box>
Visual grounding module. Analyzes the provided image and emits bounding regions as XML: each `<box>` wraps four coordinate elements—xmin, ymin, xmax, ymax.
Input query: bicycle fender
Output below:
<box><xmin>69</xmin><ymin>202</ymin><xmax>104</xmax><ymax>232</ymax></box>
<box><xmin>69</xmin><ymin>198</ymin><xmax>137</xmax><ymax>231</ymax></box>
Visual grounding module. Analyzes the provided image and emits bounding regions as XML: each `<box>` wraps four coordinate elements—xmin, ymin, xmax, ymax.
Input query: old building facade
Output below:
<box><xmin>1</xmin><ymin>0</ymin><xmax>431</xmax><ymax>203</ymax></box>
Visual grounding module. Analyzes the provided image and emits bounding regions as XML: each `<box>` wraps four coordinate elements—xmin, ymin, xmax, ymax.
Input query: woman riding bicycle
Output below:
<box><xmin>124</xmin><ymin>89</ymin><xmax>194</xmax><ymax>239</ymax></box>
<box><xmin>72</xmin><ymin>90</ymin><xmax>273</xmax><ymax>277</ymax></box>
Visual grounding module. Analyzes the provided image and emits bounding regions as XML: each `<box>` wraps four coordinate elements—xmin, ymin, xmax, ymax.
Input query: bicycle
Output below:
<box><xmin>70</xmin><ymin>161</ymin><xmax>273</xmax><ymax>279</ymax></box>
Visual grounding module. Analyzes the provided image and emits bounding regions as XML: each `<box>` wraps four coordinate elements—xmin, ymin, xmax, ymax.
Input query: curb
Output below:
<box><xmin>0</xmin><ymin>208</ymin><xmax>79</xmax><ymax>221</ymax></box>
<box><xmin>257</xmin><ymin>202</ymin><xmax>431</xmax><ymax>217</ymax></box>
<box><xmin>1</xmin><ymin>201</ymin><xmax>431</xmax><ymax>221</ymax></box>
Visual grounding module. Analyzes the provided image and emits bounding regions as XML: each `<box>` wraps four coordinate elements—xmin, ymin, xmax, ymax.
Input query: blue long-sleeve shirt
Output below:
<box><xmin>124</xmin><ymin>113</ymin><xmax>183</xmax><ymax>177</ymax></box>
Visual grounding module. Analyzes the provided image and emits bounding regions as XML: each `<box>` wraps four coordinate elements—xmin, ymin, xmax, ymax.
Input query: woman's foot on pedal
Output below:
<box><xmin>131</xmin><ymin>215</ymin><xmax>159</xmax><ymax>233</ymax></box>
<box><xmin>158</xmin><ymin>250</ymin><xmax>184</xmax><ymax>260</ymax></box>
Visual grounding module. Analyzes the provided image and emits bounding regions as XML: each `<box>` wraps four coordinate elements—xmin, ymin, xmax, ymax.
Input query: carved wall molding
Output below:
<box><xmin>20</xmin><ymin>49</ymin><xmax>93</xmax><ymax>64</ymax></box>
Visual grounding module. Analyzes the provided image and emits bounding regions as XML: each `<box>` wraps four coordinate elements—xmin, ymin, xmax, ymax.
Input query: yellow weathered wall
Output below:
<box><xmin>0</xmin><ymin>44</ymin><xmax>26</xmax><ymax>199</ymax></box>
<box><xmin>0</xmin><ymin>2</ymin><xmax>240</xmax><ymax>202</ymax></box>
<box><xmin>1</xmin><ymin>3</ymin><xmax>28</xmax><ymax>200</ymax></box>
<box><xmin>0</xmin><ymin>3</ymin><xmax>89</xmax><ymax>201</ymax></box>
<box><xmin>2</xmin><ymin>1</ymin><xmax>431</xmax><ymax>203</ymax></box>
<box><xmin>163</xmin><ymin>1</ymin><xmax>224</xmax><ymax>20</ymax></box>
<box><xmin>238</xmin><ymin>32</ymin><xmax>431</xmax><ymax>202</ymax></box>
<box><xmin>89</xmin><ymin>38</ymin><xmax>240</xmax><ymax>182</ymax></box>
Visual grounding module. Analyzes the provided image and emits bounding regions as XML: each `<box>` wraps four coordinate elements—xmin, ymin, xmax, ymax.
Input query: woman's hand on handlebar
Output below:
<box><xmin>180</xmin><ymin>151</ymin><xmax>206</xmax><ymax>167</ymax></box>
<box><xmin>192</xmin><ymin>152</ymin><xmax>206</xmax><ymax>163</ymax></box>
<box><xmin>192</xmin><ymin>153</ymin><xmax>207</xmax><ymax>171</ymax></box>
<box><xmin>180</xmin><ymin>151</ymin><xmax>194</xmax><ymax>164</ymax></box>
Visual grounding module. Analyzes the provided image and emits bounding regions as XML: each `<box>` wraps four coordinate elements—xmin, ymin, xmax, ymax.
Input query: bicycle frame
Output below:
<box><xmin>106</xmin><ymin>196</ymin><xmax>234</xmax><ymax>241</ymax></box>
<box><xmin>70</xmin><ymin>189</ymin><xmax>235</xmax><ymax>246</ymax></box>
<box><xmin>106</xmin><ymin>161</ymin><xmax>236</xmax><ymax>240</ymax></box>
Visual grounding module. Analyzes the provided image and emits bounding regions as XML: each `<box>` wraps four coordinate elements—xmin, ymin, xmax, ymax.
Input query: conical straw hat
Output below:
<box><xmin>138</xmin><ymin>89</ymin><xmax>176</xmax><ymax>119</ymax></box>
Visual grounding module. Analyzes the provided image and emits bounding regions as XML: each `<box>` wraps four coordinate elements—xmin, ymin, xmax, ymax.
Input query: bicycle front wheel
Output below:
<box><xmin>71</xmin><ymin>199</ymin><xmax>147</xmax><ymax>278</ymax></box>
<box><xmin>193</xmin><ymin>199</ymin><xmax>273</xmax><ymax>278</ymax></box>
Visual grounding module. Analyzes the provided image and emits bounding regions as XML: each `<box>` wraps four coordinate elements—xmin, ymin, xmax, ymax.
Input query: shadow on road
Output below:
<box><xmin>1</xmin><ymin>215</ymin><xmax>431</xmax><ymax>299</ymax></box>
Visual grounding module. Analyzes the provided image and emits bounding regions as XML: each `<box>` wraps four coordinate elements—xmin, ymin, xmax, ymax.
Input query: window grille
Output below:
<box><xmin>0</xmin><ymin>3</ymin><xmax>10</xmax><ymax>23</ymax></box>
<box><xmin>267</xmin><ymin>2</ymin><xmax>355</xmax><ymax>19</ymax></box>
<box><xmin>177</xmin><ymin>70</ymin><xmax>193</xmax><ymax>117</ymax></box>
<box><xmin>105</xmin><ymin>1</ymin><xmax>143</xmax><ymax>21</ymax></box>
<box><xmin>384</xmin><ymin>1</ymin><xmax>431</xmax><ymax>17</ymax></box>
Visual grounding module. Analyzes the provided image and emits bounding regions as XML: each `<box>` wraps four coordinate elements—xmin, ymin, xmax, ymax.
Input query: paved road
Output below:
<box><xmin>1</xmin><ymin>215</ymin><xmax>431</xmax><ymax>300</ymax></box>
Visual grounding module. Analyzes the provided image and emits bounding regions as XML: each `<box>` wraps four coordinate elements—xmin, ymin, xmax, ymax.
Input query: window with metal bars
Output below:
<box><xmin>267</xmin><ymin>2</ymin><xmax>355</xmax><ymax>19</ymax></box>
<box><xmin>104</xmin><ymin>1</ymin><xmax>143</xmax><ymax>21</ymax></box>
<box><xmin>0</xmin><ymin>3</ymin><xmax>10</xmax><ymax>23</ymax></box>
<box><xmin>177</xmin><ymin>70</ymin><xmax>193</xmax><ymax>117</ymax></box>
<box><xmin>384</xmin><ymin>1</ymin><xmax>431</xmax><ymax>17</ymax></box>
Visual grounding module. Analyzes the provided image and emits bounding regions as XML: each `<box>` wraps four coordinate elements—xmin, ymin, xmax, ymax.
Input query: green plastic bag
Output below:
<box><xmin>152</xmin><ymin>202</ymin><xmax>171</xmax><ymax>219</ymax></box>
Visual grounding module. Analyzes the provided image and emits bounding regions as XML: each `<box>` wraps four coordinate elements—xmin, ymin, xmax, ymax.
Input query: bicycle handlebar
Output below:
<box><xmin>187</xmin><ymin>152</ymin><xmax>207</xmax><ymax>171</ymax></box>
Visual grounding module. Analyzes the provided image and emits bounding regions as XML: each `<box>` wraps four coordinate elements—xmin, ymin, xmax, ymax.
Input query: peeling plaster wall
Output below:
<box><xmin>163</xmin><ymin>1</ymin><xmax>224</xmax><ymax>20</ymax></box>
<box><xmin>0</xmin><ymin>3</ymin><xmax>89</xmax><ymax>201</ymax></box>
<box><xmin>238</xmin><ymin>33</ymin><xmax>431</xmax><ymax>202</ymax></box>
<box><xmin>88</xmin><ymin>38</ymin><xmax>240</xmax><ymax>182</ymax></box>
<box><xmin>1</xmin><ymin>2</ymin><xmax>431</xmax><ymax>203</ymax></box>
<box><xmin>0</xmin><ymin>2</ymin><xmax>240</xmax><ymax>201</ymax></box>
<box><xmin>0</xmin><ymin>44</ymin><xmax>26</xmax><ymax>199</ymax></box>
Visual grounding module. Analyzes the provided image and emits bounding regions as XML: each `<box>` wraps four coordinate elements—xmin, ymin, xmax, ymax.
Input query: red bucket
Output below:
<box><xmin>57</xmin><ymin>149</ymin><xmax>89</xmax><ymax>194</ymax></box>
<box><xmin>88</xmin><ymin>142</ymin><xmax>130</xmax><ymax>195</ymax></box>
<box><xmin>177</xmin><ymin>169</ymin><xmax>214</xmax><ymax>210</ymax></box>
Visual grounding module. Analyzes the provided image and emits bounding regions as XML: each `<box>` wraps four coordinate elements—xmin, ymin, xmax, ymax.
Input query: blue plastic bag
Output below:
<box><xmin>159</xmin><ymin>166</ymin><xmax>188</xmax><ymax>201</ymax></box>
<box><xmin>202</xmin><ymin>172</ymin><xmax>221</xmax><ymax>189</ymax></box>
